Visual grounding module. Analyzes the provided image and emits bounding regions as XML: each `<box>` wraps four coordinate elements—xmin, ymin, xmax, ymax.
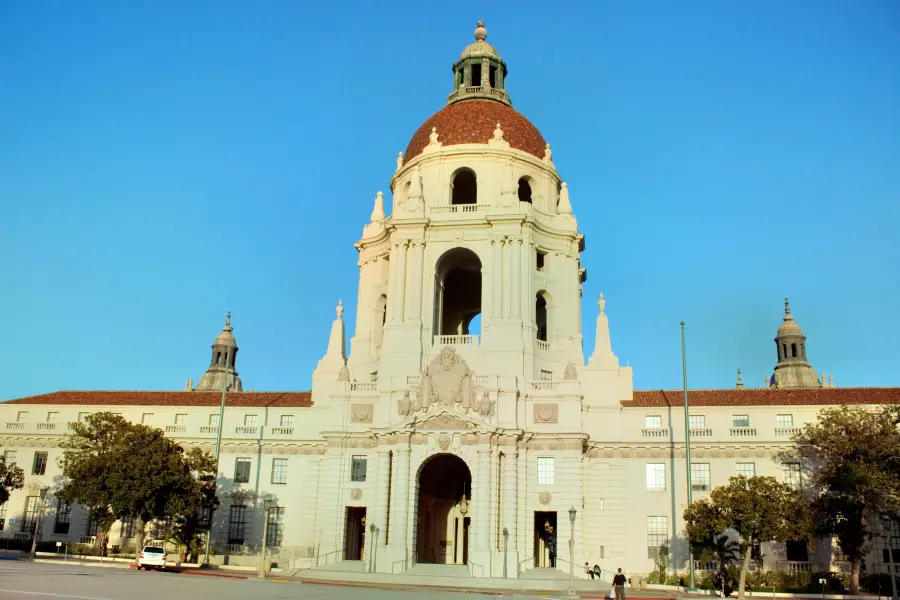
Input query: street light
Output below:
<box><xmin>259</xmin><ymin>493</ymin><xmax>274</xmax><ymax>579</ymax></box>
<box><xmin>29</xmin><ymin>487</ymin><xmax>49</xmax><ymax>558</ymax></box>
<box><xmin>681</xmin><ymin>321</ymin><xmax>696</xmax><ymax>591</ymax></box>
<box><xmin>568</xmin><ymin>506</ymin><xmax>577</xmax><ymax>597</ymax></box>
<box><xmin>202</xmin><ymin>360</ymin><xmax>236</xmax><ymax>567</ymax></box>
<box><xmin>503</xmin><ymin>527</ymin><xmax>509</xmax><ymax>578</ymax></box>
<box><xmin>368</xmin><ymin>523</ymin><xmax>376</xmax><ymax>573</ymax></box>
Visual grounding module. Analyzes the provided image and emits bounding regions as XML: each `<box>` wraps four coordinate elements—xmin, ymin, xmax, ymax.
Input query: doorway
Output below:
<box><xmin>344</xmin><ymin>507</ymin><xmax>367</xmax><ymax>561</ymax></box>
<box><xmin>534</xmin><ymin>511</ymin><xmax>557</xmax><ymax>568</ymax></box>
<box><xmin>416</xmin><ymin>453</ymin><xmax>472</xmax><ymax>564</ymax></box>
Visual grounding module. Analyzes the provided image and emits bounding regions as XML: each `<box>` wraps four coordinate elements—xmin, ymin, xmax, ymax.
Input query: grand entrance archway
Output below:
<box><xmin>415</xmin><ymin>453</ymin><xmax>471</xmax><ymax>565</ymax></box>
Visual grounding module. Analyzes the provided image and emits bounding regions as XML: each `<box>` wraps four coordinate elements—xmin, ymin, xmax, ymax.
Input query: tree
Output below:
<box><xmin>694</xmin><ymin>533</ymin><xmax>742</xmax><ymax>572</ymax></box>
<box><xmin>684</xmin><ymin>475</ymin><xmax>810</xmax><ymax>599</ymax></box>
<box><xmin>0</xmin><ymin>450</ymin><xmax>25</xmax><ymax>505</ymax></box>
<box><xmin>780</xmin><ymin>405</ymin><xmax>900</xmax><ymax>594</ymax></box>
<box><xmin>168</xmin><ymin>448</ymin><xmax>219</xmax><ymax>562</ymax></box>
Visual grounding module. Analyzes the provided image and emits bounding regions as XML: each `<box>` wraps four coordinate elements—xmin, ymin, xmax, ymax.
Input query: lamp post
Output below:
<box><xmin>681</xmin><ymin>322</ymin><xmax>696</xmax><ymax>591</ymax></box>
<box><xmin>29</xmin><ymin>487</ymin><xmax>49</xmax><ymax>558</ymax></box>
<box><xmin>259</xmin><ymin>493</ymin><xmax>273</xmax><ymax>579</ymax></box>
<box><xmin>202</xmin><ymin>364</ymin><xmax>235</xmax><ymax>567</ymax></box>
<box><xmin>503</xmin><ymin>527</ymin><xmax>509</xmax><ymax>578</ymax></box>
<box><xmin>368</xmin><ymin>523</ymin><xmax>376</xmax><ymax>573</ymax></box>
<box><xmin>568</xmin><ymin>506</ymin><xmax>577</xmax><ymax>598</ymax></box>
<box><xmin>884</xmin><ymin>515</ymin><xmax>897</xmax><ymax>600</ymax></box>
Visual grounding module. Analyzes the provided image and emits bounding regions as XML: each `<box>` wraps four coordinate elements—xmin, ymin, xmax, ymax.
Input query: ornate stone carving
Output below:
<box><xmin>563</xmin><ymin>363</ymin><xmax>578</xmax><ymax>380</ymax></box>
<box><xmin>438</xmin><ymin>435</ymin><xmax>451</xmax><ymax>451</ymax></box>
<box><xmin>350</xmin><ymin>488</ymin><xmax>362</xmax><ymax>501</ymax></box>
<box><xmin>533</xmin><ymin>403</ymin><xmax>558</xmax><ymax>424</ymax></box>
<box><xmin>350</xmin><ymin>404</ymin><xmax>374</xmax><ymax>423</ymax></box>
<box><xmin>396</xmin><ymin>151</ymin><xmax>404</xmax><ymax>172</ymax></box>
<box><xmin>539</xmin><ymin>491</ymin><xmax>552</xmax><ymax>505</ymax></box>
<box><xmin>338</xmin><ymin>364</ymin><xmax>350</xmax><ymax>382</ymax></box>
<box><xmin>418</xmin><ymin>412</ymin><xmax>475</xmax><ymax>430</ymax></box>
<box><xmin>417</xmin><ymin>347</ymin><xmax>474</xmax><ymax>411</ymax></box>
<box><xmin>398</xmin><ymin>390</ymin><xmax>412</xmax><ymax>416</ymax></box>
<box><xmin>477</xmin><ymin>391</ymin><xmax>494</xmax><ymax>417</ymax></box>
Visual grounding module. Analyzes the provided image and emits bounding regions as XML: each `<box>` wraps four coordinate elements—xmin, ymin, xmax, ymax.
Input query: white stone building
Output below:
<box><xmin>1</xmin><ymin>21</ymin><xmax>898</xmax><ymax>581</ymax></box>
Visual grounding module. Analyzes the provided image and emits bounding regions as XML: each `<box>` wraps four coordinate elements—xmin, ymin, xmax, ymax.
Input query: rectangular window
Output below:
<box><xmin>776</xmin><ymin>414</ymin><xmax>794</xmax><ymax>428</ymax></box>
<box><xmin>3</xmin><ymin>450</ymin><xmax>16</xmax><ymax>466</ymax></box>
<box><xmin>266</xmin><ymin>506</ymin><xmax>285</xmax><ymax>547</ymax></box>
<box><xmin>32</xmin><ymin>451</ymin><xmax>48</xmax><ymax>476</ymax></box>
<box><xmin>536</xmin><ymin>250</ymin><xmax>546</xmax><ymax>270</ymax></box>
<box><xmin>175</xmin><ymin>414</ymin><xmax>187</xmax><ymax>425</ymax></box>
<box><xmin>540</xmin><ymin>370</ymin><xmax>553</xmax><ymax>381</ymax></box>
<box><xmin>54</xmin><ymin>500</ymin><xmax>71</xmax><ymax>535</ymax></box>
<box><xmin>599</xmin><ymin>545</ymin><xmax>605</xmax><ymax>559</ymax></box>
<box><xmin>120</xmin><ymin>516</ymin><xmax>135</xmax><ymax>538</ymax></box>
<box><xmin>209</xmin><ymin>413</ymin><xmax>220</xmax><ymax>426</ymax></box>
<box><xmin>350</xmin><ymin>456</ymin><xmax>367</xmax><ymax>482</ymax></box>
<box><xmin>783</xmin><ymin>462</ymin><xmax>802</xmax><ymax>490</ymax></box>
<box><xmin>280</xmin><ymin>415</ymin><xmax>294</xmax><ymax>428</ymax></box>
<box><xmin>244</xmin><ymin>414</ymin><xmax>258</xmax><ymax>427</ymax></box>
<box><xmin>86</xmin><ymin>516</ymin><xmax>99</xmax><ymax>537</ymax></box>
<box><xmin>141</xmin><ymin>413</ymin><xmax>153</xmax><ymax>425</ymax></box>
<box><xmin>46</xmin><ymin>412</ymin><xmax>58</xmax><ymax>422</ymax></box>
<box><xmin>691</xmin><ymin>463</ymin><xmax>711</xmax><ymax>492</ymax></box>
<box><xmin>22</xmin><ymin>496</ymin><xmax>40</xmax><ymax>533</ymax></box>
<box><xmin>17</xmin><ymin>411</ymin><xmax>28</xmax><ymax>422</ymax></box>
<box><xmin>537</xmin><ymin>457</ymin><xmax>554</xmax><ymax>485</ymax></box>
<box><xmin>227</xmin><ymin>505</ymin><xmax>247</xmax><ymax>544</ymax></box>
<box><xmin>646</xmin><ymin>463</ymin><xmax>666</xmax><ymax>492</ymax></box>
<box><xmin>271</xmin><ymin>458</ymin><xmax>288</xmax><ymax>484</ymax></box>
<box><xmin>736</xmin><ymin>463</ymin><xmax>756</xmax><ymax>478</ymax></box>
<box><xmin>234</xmin><ymin>458</ymin><xmax>251</xmax><ymax>484</ymax></box>
<box><xmin>0</xmin><ymin>502</ymin><xmax>7</xmax><ymax>531</ymax></box>
<box><xmin>689</xmin><ymin>415</ymin><xmax>706</xmax><ymax>429</ymax></box>
<box><xmin>647</xmin><ymin>516</ymin><xmax>669</xmax><ymax>560</ymax></box>
<box><xmin>645</xmin><ymin>415</ymin><xmax>663</xmax><ymax>429</ymax></box>
<box><xmin>732</xmin><ymin>414</ymin><xmax>750</xmax><ymax>429</ymax></box>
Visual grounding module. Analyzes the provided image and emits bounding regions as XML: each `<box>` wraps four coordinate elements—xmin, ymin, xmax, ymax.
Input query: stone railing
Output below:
<box><xmin>165</xmin><ymin>425</ymin><xmax>186</xmax><ymax>433</ymax></box>
<box><xmin>730</xmin><ymin>427</ymin><xmax>757</xmax><ymax>437</ymax></box>
<box><xmin>406</xmin><ymin>375</ymin><xmax>421</xmax><ymax>386</ymax></box>
<box><xmin>235</xmin><ymin>426</ymin><xmax>258</xmax><ymax>435</ymax></box>
<box><xmin>271</xmin><ymin>427</ymin><xmax>294</xmax><ymax>436</ymax></box>
<box><xmin>434</xmin><ymin>334</ymin><xmax>479</xmax><ymax>346</ymax></box>
<box><xmin>199</xmin><ymin>425</ymin><xmax>219</xmax><ymax>434</ymax></box>
<box><xmin>641</xmin><ymin>428</ymin><xmax>670</xmax><ymax>438</ymax></box>
<box><xmin>775</xmin><ymin>427</ymin><xmax>802</xmax><ymax>437</ymax></box>
<box><xmin>430</xmin><ymin>204</ymin><xmax>490</xmax><ymax>214</ymax></box>
<box><xmin>536</xmin><ymin>340</ymin><xmax>551</xmax><ymax>351</ymax></box>
<box><xmin>690</xmin><ymin>428</ymin><xmax>713</xmax><ymax>437</ymax></box>
<box><xmin>350</xmin><ymin>382</ymin><xmax>377</xmax><ymax>392</ymax></box>
<box><xmin>36</xmin><ymin>422</ymin><xmax>57</xmax><ymax>430</ymax></box>
<box><xmin>530</xmin><ymin>381</ymin><xmax>559</xmax><ymax>391</ymax></box>
<box><xmin>6</xmin><ymin>422</ymin><xmax>25</xmax><ymax>430</ymax></box>
<box><xmin>79</xmin><ymin>536</ymin><xmax>97</xmax><ymax>545</ymax></box>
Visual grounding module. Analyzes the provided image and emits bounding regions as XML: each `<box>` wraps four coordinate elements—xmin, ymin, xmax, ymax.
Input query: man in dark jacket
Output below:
<box><xmin>613</xmin><ymin>568</ymin><xmax>627</xmax><ymax>600</ymax></box>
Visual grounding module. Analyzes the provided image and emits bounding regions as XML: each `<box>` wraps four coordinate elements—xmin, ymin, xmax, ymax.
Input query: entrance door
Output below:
<box><xmin>344</xmin><ymin>507</ymin><xmax>366</xmax><ymax>561</ymax></box>
<box><xmin>534</xmin><ymin>511</ymin><xmax>557</xmax><ymax>568</ymax></box>
<box><xmin>416</xmin><ymin>454</ymin><xmax>472</xmax><ymax>564</ymax></box>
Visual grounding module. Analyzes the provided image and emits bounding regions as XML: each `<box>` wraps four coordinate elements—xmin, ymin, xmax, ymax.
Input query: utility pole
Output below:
<box><xmin>681</xmin><ymin>322</ymin><xmax>695</xmax><ymax>591</ymax></box>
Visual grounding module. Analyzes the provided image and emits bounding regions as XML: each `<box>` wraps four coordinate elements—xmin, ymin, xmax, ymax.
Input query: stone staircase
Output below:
<box><xmin>520</xmin><ymin>567</ymin><xmax>572</xmax><ymax>581</ymax></box>
<box><xmin>403</xmin><ymin>563</ymin><xmax>470</xmax><ymax>577</ymax></box>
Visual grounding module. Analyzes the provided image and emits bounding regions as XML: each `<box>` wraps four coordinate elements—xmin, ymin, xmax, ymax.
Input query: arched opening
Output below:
<box><xmin>536</xmin><ymin>291</ymin><xmax>550</xmax><ymax>342</ymax></box>
<box><xmin>517</xmin><ymin>177</ymin><xmax>533</xmax><ymax>203</ymax></box>
<box><xmin>373</xmin><ymin>294</ymin><xmax>388</xmax><ymax>348</ymax></box>
<box><xmin>434</xmin><ymin>248</ymin><xmax>482</xmax><ymax>338</ymax></box>
<box><xmin>451</xmin><ymin>169</ymin><xmax>477</xmax><ymax>205</ymax></box>
<box><xmin>416</xmin><ymin>453</ymin><xmax>471</xmax><ymax>565</ymax></box>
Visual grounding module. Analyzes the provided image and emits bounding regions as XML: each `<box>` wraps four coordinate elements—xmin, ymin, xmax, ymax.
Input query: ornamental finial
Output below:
<box><xmin>225</xmin><ymin>311</ymin><xmax>232</xmax><ymax>328</ymax></box>
<box><xmin>474</xmin><ymin>20</ymin><xmax>487</xmax><ymax>42</ymax></box>
<box><xmin>784</xmin><ymin>297</ymin><xmax>793</xmax><ymax>320</ymax></box>
<box><xmin>598</xmin><ymin>293</ymin><xmax>606</xmax><ymax>314</ymax></box>
<box><xmin>336</xmin><ymin>300</ymin><xmax>344</xmax><ymax>320</ymax></box>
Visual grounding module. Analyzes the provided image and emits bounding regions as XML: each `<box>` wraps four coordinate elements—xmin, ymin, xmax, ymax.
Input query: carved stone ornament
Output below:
<box><xmin>338</xmin><ymin>364</ymin><xmax>350</xmax><ymax>382</ymax></box>
<box><xmin>438</xmin><ymin>435</ymin><xmax>452</xmax><ymax>451</ymax></box>
<box><xmin>351</xmin><ymin>404</ymin><xmax>374</xmax><ymax>423</ymax></box>
<box><xmin>416</xmin><ymin>347</ymin><xmax>475</xmax><ymax>411</ymax></box>
<box><xmin>563</xmin><ymin>362</ymin><xmax>578</xmax><ymax>380</ymax></box>
<box><xmin>418</xmin><ymin>412</ymin><xmax>475</xmax><ymax>430</ymax></box>
<box><xmin>533</xmin><ymin>403</ymin><xmax>558</xmax><ymax>424</ymax></box>
<box><xmin>539</xmin><ymin>491</ymin><xmax>552</xmax><ymax>505</ymax></box>
<box><xmin>350</xmin><ymin>488</ymin><xmax>362</xmax><ymax>501</ymax></box>
<box><xmin>398</xmin><ymin>390</ymin><xmax>412</xmax><ymax>417</ymax></box>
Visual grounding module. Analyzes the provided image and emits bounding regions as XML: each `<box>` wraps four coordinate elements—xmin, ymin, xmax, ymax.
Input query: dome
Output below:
<box><xmin>460</xmin><ymin>40</ymin><xmax>499</xmax><ymax>59</ymax></box>
<box><xmin>776</xmin><ymin>298</ymin><xmax>804</xmax><ymax>337</ymax></box>
<box><xmin>214</xmin><ymin>312</ymin><xmax>237</xmax><ymax>346</ymax></box>
<box><xmin>405</xmin><ymin>99</ymin><xmax>547</xmax><ymax>161</ymax></box>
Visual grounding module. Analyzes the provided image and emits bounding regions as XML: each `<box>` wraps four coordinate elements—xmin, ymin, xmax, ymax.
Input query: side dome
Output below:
<box><xmin>405</xmin><ymin>99</ymin><xmax>547</xmax><ymax>161</ymax></box>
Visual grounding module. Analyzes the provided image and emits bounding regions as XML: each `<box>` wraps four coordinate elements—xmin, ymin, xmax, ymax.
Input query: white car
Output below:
<box><xmin>137</xmin><ymin>546</ymin><xmax>167</xmax><ymax>570</ymax></box>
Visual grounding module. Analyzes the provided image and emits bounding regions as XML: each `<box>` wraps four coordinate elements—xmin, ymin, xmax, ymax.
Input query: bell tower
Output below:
<box><xmin>194</xmin><ymin>312</ymin><xmax>243</xmax><ymax>391</ymax></box>
<box><xmin>769</xmin><ymin>298</ymin><xmax>824</xmax><ymax>388</ymax></box>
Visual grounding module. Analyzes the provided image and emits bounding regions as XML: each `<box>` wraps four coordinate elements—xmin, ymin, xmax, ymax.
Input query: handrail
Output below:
<box><xmin>467</xmin><ymin>559</ymin><xmax>484</xmax><ymax>578</ymax></box>
<box><xmin>316</xmin><ymin>549</ymin><xmax>341</xmax><ymax>567</ymax></box>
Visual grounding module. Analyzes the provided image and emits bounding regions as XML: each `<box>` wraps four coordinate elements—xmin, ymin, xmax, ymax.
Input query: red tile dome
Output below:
<box><xmin>405</xmin><ymin>99</ymin><xmax>547</xmax><ymax>161</ymax></box>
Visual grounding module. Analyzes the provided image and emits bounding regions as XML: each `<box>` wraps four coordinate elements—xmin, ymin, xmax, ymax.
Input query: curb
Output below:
<box><xmin>180</xmin><ymin>569</ymin><xmax>249</xmax><ymax>580</ymax></box>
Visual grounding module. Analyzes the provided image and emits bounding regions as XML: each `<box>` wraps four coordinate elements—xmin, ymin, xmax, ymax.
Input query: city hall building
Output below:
<box><xmin>2</xmin><ymin>22</ymin><xmax>898</xmax><ymax>580</ymax></box>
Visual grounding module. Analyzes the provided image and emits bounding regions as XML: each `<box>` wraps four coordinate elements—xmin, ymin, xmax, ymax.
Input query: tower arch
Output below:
<box><xmin>414</xmin><ymin>453</ymin><xmax>472</xmax><ymax>565</ymax></box>
<box><xmin>433</xmin><ymin>247</ymin><xmax>483</xmax><ymax>337</ymax></box>
<box><xmin>450</xmin><ymin>167</ymin><xmax>478</xmax><ymax>205</ymax></box>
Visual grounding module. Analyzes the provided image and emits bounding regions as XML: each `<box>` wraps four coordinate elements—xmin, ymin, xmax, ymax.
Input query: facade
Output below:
<box><xmin>1</xmin><ymin>21</ymin><xmax>898</xmax><ymax>580</ymax></box>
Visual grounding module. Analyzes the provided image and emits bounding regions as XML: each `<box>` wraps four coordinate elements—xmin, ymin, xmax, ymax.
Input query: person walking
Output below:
<box><xmin>613</xmin><ymin>567</ymin><xmax>627</xmax><ymax>600</ymax></box>
<box><xmin>586</xmin><ymin>563</ymin><xmax>595</xmax><ymax>580</ymax></box>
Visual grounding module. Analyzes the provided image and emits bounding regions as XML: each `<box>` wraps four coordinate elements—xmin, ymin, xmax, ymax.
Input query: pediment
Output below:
<box><xmin>413</xmin><ymin>409</ymin><xmax>480</xmax><ymax>431</ymax></box>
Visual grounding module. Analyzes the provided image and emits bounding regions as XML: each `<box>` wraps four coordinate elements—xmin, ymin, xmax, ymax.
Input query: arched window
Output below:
<box><xmin>536</xmin><ymin>292</ymin><xmax>550</xmax><ymax>342</ymax></box>
<box><xmin>451</xmin><ymin>169</ymin><xmax>477</xmax><ymax>205</ymax></box>
<box><xmin>434</xmin><ymin>248</ymin><xmax>482</xmax><ymax>337</ymax></box>
<box><xmin>374</xmin><ymin>294</ymin><xmax>388</xmax><ymax>348</ymax></box>
<box><xmin>518</xmin><ymin>177</ymin><xmax>533</xmax><ymax>203</ymax></box>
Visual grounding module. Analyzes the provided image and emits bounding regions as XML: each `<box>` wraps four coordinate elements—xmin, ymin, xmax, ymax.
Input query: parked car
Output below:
<box><xmin>137</xmin><ymin>546</ymin><xmax>167</xmax><ymax>570</ymax></box>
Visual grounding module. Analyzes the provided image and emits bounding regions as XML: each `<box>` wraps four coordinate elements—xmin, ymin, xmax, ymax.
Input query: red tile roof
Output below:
<box><xmin>627</xmin><ymin>387</ymin><xmax>900</xmax><ymax>407</ymax></box>
<box><xmin>2</xmin><ymin>391</ymin><xmax>313</xmax><ymax>408</ymax></box>
<box><xmin>405</xmin><ymin>99</ymin><xmax>547</xmax><ymax>160</ymax></box>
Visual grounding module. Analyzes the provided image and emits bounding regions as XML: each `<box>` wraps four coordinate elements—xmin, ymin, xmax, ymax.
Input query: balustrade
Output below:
<box><xmin>641</xmin><ymin>428</ymin><xmax>670</xmax><ymax>438</ymax></box>
<box><xmin>434</xmin><ymin>334</ymin><xmax>479</xmax><ymax>346</ymax></box>
<box><xmin>730</xmin><ymin>427</ymin><xmax>757</xmax><ymax>437</ymax></box>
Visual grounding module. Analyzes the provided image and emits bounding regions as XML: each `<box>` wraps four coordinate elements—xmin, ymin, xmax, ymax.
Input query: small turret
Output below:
<box><xmin>447</xmin><ymin>20</ymin><xmax>511</xmax><ymax>107</ymax></box>
<box><xmin>194</xmin><ymin>312</ymin><xmax>243</xmax><ymax>391</ymax></box>
<box><xmin>769</xmin><ymin>298</ymin><xmax>822</xmax><ymax>389</ymax></box>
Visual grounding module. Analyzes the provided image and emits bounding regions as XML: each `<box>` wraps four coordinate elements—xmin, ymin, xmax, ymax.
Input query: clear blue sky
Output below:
<box><xmin>2</xmin><ymin>1</ymin><xmax>898</xmax><ymax>399</ymax></box>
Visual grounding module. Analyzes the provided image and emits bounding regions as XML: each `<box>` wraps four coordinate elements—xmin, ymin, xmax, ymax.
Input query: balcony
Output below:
<box><xmin>536</xmin><ymin>340</ymin><xmax>551</xmax><ymax>351</ymax></box>
<box><xmin>690</xmin><ymin>428</ymin><xmax>713</xmax><ymax>437</ymax></box>
<box><xmin>235</xmin><ymin>426</ymin><xmax>258</xmax><ymax>435</ymax></box>
<box><xmin>730</xmin><ymin>427</ymin><xmax>757</xmax><ymax>437</ymax></box>
<box><xmin>200</xmin><ymin>425</ymin><xmax>219</xmax><ymax>435</ymax></box>
<box><xmin>271</xmin><ymin>427</ymin><xmax>294</xmax><ymax>436</ymax></box>
<box><xmin>165</xmin><ymin>425</ymin><xmax>186</xmax><ymax>434</ymax></box>
<box><xmin>6</xmin><ymin>422</ymin><xmax>25</xmax><ymax>430</ymax></box>
<box><xmin>350</xmin><ymin>382</ymin><xmax>377</xmax><ymax>392</ymax></box>
<box><xmin>37</xmin><ymin>422</ymin><xmax>57</xmax><ymax>431</ymax></box>
<box><xmin>775</xmin><ymin>427</ymin><xmax>802</xmax><ymax>437</ymax></box>
<box><xmin>530</xmin><ymin>381</ymin><xmax>559</xmax><ymax>391</ymax></box>
<box><xmin>434</xmin><ymin>334</ymin><xmax>478</xmax><ymax>346</ymax></box>
<box><xmin>430</xmin><ymin>204</ymin><xmax>491</xmax><ymax>214</ymax></box>
<box><xmin>406</xmin><ymin>375</ymin><xmax>421</xmax><ymax>386</ymax></box>
<box><xmin>641</xmin><ymin>428</ymin><xmax>670</xmax><ymax>438</ymax></box>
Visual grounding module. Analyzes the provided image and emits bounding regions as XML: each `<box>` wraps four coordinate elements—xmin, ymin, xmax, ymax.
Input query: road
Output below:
<box><xmin>0</xmin><ymin>560</ymin><xmax>563</xmax><ymax>600</ymax></box>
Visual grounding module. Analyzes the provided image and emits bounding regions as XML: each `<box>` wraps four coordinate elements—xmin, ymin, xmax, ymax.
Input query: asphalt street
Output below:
<box><xmin>0</xmin><ymin>560</ymin><xmax>563</xmax><ymax>600</ymax></box>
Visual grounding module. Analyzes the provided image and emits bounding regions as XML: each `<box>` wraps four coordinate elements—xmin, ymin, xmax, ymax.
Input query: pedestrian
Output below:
<box><xmin>613</xmin><ymin>567</ymin><xmax>627</xmax><ymax>600</ymax></box>
<box><xmin>594</xmin><ymin>564</ymin><xmax>602</xmax><ymax>582</ymax></box>
<box><xmin>586</xmin><ymin>563</ymin><xmax>595</xmax><ymax>579</ymax></box>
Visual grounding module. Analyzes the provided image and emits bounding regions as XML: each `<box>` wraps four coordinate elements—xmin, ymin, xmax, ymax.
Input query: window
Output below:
<box><xmin>689</xmin><ymin>415</ymin><xmax>706</xmax><ymax>429</ymax></box>
<box><xmin>46</xmin><ymin>412</ymin><xmax>58</xmax><ymax>422</ymax></box>
<box><xmin>776</xmin><ymin>414</ymin><xmax>794</xmax><ymax>428</ymax></box>
<box><xmin>645</xmin><ymin>415</ymin><xmax>663</xmax><ymax>429</ymax></box>
<box><xmin>783</xmin><ymin>462</ymin><xmax>802</xmax><ymax>490</ymax></box>
<box><xmin>517</xmin><ymin>177</ymin><xmax>532</xmax><ymax>203</ymax></box>
<box><xmin>537</xmin><ymin>457</ymin><xmax>554</xmax><ymax>485</ymax></box>
<box><xmin>175</xmin><ymin>414</ymin><xmax>187</xmax><ymax>425</ymax></box>
<box><xmin>141</xmin><ymin>413</ymin><xmax>153</xmax><ymax>425</ymax></box>
<box><xmin>271</xmin><ymin>458</ymin><xmax>288</xmax><ymax>484</ymax></box>
<box><xmin>732</xmin><ymin>414</ymin><xmax>750</xmax><ymax>429</ymax></box>
<box><xmin>369</xmin><ymin>372</ymin><xmax>378</xmax><ymax>382</ymax></box>
<box><xmin>536</xmin><ymin>250</ymin><xmax>546</xmax><ymax>270</ymax></box>
<box><xmin>350</xmin><ymin>456</ymin><xmax>367</xmax><ymax>482</ymax></box>
<box><xmin>451</xmin><ymin>168</ymin><xmax>477</xmax><ymax>205</ymax></box>
<box><xmin>54</xmin><ymin>500</ymin><xmax>71</xmax><ymax>535</ymax></box>
<box><xmin>791</xmin><ymin>343</ymin><xmax>798</xmax><ymax>358</ymax></box>
<box><xmin>266</xmin><ymin>506</ymin><xmax>285</xmax><ymax>547</ymax></box>
<box><xmin>227</xmin><ymin>505</ymin><xmax>247</xmax><ymax>544</ymax></box>
<box><xmin>536</xmin><ymin>294</ymin><xmax>549</xmax><ymax>341</ymax></box>
<box><xmin>244</xmin><ymin>414</ymin><xmax>258</xmax><ymax>427</ymax></box>
<box><xmin>209</xmin><ymin>413</ymin><xmax>220</xmax><ymax>426</ymax></box>
<box><xmin>78</xmin><ymin>412</ymin><xmax>89</xmax><ymax>422</ymax></box>
<box><xmin>22</xmin><ymin>496</ymin><xmax>40</xmax><ymax>533</ymax></box>
<box><xmin>736</xmin><ymin>463</ymin><xmax>756</xmax><ymax>478</ymax></box>
<box><xmin>120</xmin><ymin>515</ymin><xmax>135</xmax><ymax>538</ymax></box>
<box><xmin>234</xmin><ymin>458</ymin><xmax>251</xmax><ymax>484</ymax></box>
<box><xmin>3</xmin><ymin>450</ymin><xmax>16</xmax><ymax>466</ymax></box>
<box><xmin>540</xmin><ymin>370</ymin><xmax>553</xmax><ymax>381</ymax></box>
<box><xmin>280</xmin><ymin>415</ymin><xmax>294</xmax><ymax>428</ymax></box>
<box><xmin>0</xmin><ymin>502</ymin><xmax>7</xmax><ymax>531</ymax></box>
<box><xmin>691</xmin><ymin>463</ymin><xmax>711</xmax><ymax>492</ymax></box>
<box><xmin>32</xmin><ymin>451</ymin><xmax>48</xmax><ymax>476</ymax></box>
<box><xmin>647</xmin><ymin>516</ymin><xmax>669</xmax><ymax>560</ymax></box>
<box><xmin>646</xmin><ymin>463</ymin><xmax>666</xmax><ymax>492</ymax></box>
<box><xmin>17</xmin><ymin>411</ymin><xmax>28</xmax><ymax>422</ymax></box>
<box><xmin>86</xmin><ymin>516</ymin><xmax>99</xmax><ymax>537</ymax></box>
<box><xmin>599</xmin><ymin>545</ymin><xmax>605</xmax><ymax>559</ymax></box>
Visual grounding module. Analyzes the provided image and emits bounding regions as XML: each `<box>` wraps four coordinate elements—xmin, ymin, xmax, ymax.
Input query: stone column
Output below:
<box><xmin>511</xmin><ymin>238</ymin><xmax>522</xmax><ymax>318</ymax></box>
<box><xmin>395</xmin><ymin>240</ymin><xmax>408</xmax><ymax>323</ymax></box>
<box><xmin>387</xmin><ymin>244</ymin><xmax>399</xmax><ymax>324</ymax></box>
<box><xmin>502</xmin><ymin>238</ymin><xmax>512</xmax><ymax>318</ymax></box>
<box><xmin>471</xmin><ymin>441</ymin><xmax>493</xmax><ymax>575</ymax></box>
<box><xmin>373</xmin><ymin>448</ymin><xmax>392</xmax><ymax>562</ymax></box>
<box><xmin>388</xmin><ymin>444</ymin><xmax>411</xmax><ymax>555</ymax></box>
<box><xmin>525</xmin><ymin>241</ymin><xmax>535</xmax><ymax>322</ymax></box>
<box><xmin>409</xmin><ymin>241</ymin><xmax>424</xmax><ymax>321</ymax></box>
<box><xmin>491</xmin><ymin>238</ymin><xmax>503</xmax><ymax>320</ymax></box>
<box><xmin>502</xmin><ymin>447</ymin><xmax>519</xmax><ymax>576</ymax></box>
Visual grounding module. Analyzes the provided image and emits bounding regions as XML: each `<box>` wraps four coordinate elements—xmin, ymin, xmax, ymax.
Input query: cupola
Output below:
<box><xmin>194</xmin><ymin>312</ymin><xmax>243</xmax><ymax>392</ymax></box>
<box><xmin>448</xmin><ymin>20</ymin><xmax>511</xmax><ymax>107</ymax></box>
